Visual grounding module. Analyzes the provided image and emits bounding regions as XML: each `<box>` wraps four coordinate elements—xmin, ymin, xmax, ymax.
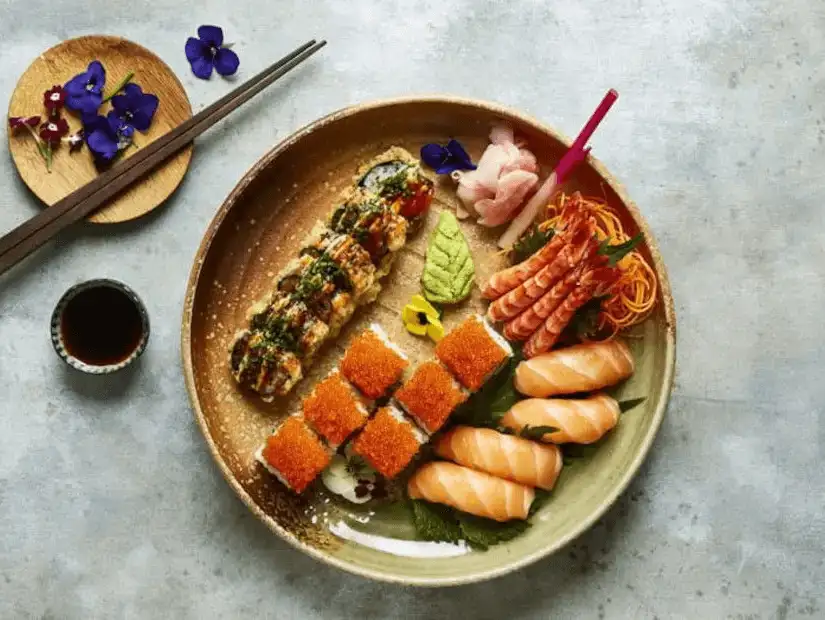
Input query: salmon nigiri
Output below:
<box><xmin>515</xmin><ymin>340</ymin><xmax>634</xmax><ymax>397</ymax></box>
<box><xmin>435</xmin><ymin>426</ymin><xmax>563</xmax><ymax>491</ymax></box>
<box><xmin>500</xmin><ymin>394</ymin><xmax>620</xmax><ymax>444</ymax></box>
<box><xmin>407</xmin><ymin>461</ymin><xmax>534</xmax><ymax>522</ymax></box>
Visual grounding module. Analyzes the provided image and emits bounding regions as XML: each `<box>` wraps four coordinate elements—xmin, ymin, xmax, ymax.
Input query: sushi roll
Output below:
<box><xmin>351</xmin><ymin>405</ymin><xmax>427</xmax><ymax>479</ymax></box>
<box><xmin>255</xmin><ymin>417</ymin><xmax>333</xmax><ymax>494</ymax></box>
<box><xmin>340</xmin><ymin>323</ymin><xmax>409</xmax><ymax>399</ymax></box>
<box><xmin>328</xmin><ymin>194</ymin><xmax>409</xmax><ymax>269</ymax></box>
<box><xmin>435</xmin><ymin>315</ymin><xmax>513</xmax><ymax>392</ymax></box>
<box><xmin>355</xmin><ymin>147</ymin><xmax>434</xmax><ymax>227</ymax></box>
<box><xmin>302</xmin><ymin>370</ymin><xmax>370</xmax><ymax>449</ymax></box>
<box><xmin>393</xmin><ymin>360</ymin><xmax>468</xmax><ymax>434</ymax></box>
<box><xmin>229</xmin><ymin>330</ymin><xmax>303</xmax><ymax>400</ymax></box>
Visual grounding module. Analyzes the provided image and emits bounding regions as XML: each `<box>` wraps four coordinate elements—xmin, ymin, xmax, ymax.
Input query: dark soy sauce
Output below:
<box><xmin>60</xmin><ymin>285</ymin><xmax>144</xmax><ymax>366</ymax></box>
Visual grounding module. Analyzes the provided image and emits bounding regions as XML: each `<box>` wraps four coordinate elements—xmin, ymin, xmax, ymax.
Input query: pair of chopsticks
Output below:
<box><xmin>0</xmin><ymin>39</ymin><xmax>327</xmax><ymax>277</ymax></box>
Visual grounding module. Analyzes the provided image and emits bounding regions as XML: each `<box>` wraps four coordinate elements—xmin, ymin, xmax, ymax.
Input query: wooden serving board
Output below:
<box><xmin>7</xmin><ymin>35</ymin><xmax>193</xmax><ymax>224</ymax></box>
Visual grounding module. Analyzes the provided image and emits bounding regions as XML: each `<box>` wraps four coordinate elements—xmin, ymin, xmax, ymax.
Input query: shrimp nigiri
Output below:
<box><xmin>435</xmin><ymin>426</ymin><xmax>563</xmax><ymax>491</ymax></box>
<box><xmin>407</xmin><ymin>461</ymin><xmax>534</xmax><ymax>522</ymax></box>
<box><xmin>500</xmin><ymin>394</ymin><xmax>620</xmax><ymax>444</ymax></box>
<box><xmin>515</xmin><ymin>340</ymin><xmax>634</xmax><ymax>397</ymax></box>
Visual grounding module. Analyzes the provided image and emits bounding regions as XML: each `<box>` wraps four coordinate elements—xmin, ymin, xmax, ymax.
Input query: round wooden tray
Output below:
<box><xmin>181</xmin><ymin>97</ymin><xmax>676</xmax><ymax>586</ymax></box>
<box><xmin>7</xmin><ymin>35</ymin><xmax>193</xmax><ymax>224</ymax></box>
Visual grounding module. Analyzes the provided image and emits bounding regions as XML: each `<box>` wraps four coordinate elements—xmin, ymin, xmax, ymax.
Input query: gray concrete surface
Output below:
<box><xmin>1</xmin><ymin>0</ymin><xmax>823</xmax><ymax>618</ymax></box>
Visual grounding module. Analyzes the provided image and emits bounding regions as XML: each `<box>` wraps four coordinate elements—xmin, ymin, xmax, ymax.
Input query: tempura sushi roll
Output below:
<box><xmin>229</xmin><ymin>330</ymin><xmax>303</xmax><ymax>400</ymax></box>
<box><xmin>302</xmin><ymin>370</ymin><xmax>370</xmax><ymax>449</ymax></box>
<box><xmin>356</xmin><ymin>147</ymin><xmax>434</xmax><ymax>226</ymax></box>
<box><xmin>340</xmin><ymin>323</ymin><xmax>409</xmax><ymax>399</ymax></box>
<box><xmin>255</xmin><ymin>417</ymin><xmax>333</xmax><ymax>494</ymax></box>
<box><xmin>435</xmin><ymin>315</ymin><xmax>513</xmax><ymax>392</ymax></box>
<box><xmin>328</xmin><ymin>194</ymin><xmax>409</xmax><ymax>272</ymax></box>
<box><xmin>351</xmin><ymin>405</ymin><xmax>426</xmax><ymax>479</ymax></box>
<box><xmin>393</xmin><ymin>361</ymin><xmax>468</xmax><ymax>434</ymax></box>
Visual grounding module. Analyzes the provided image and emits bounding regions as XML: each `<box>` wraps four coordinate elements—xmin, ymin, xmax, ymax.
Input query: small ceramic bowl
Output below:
<box><xmin>50</xmin><ymin>278</ymin><xmax>150</xmax><ymax>374</ymax></box>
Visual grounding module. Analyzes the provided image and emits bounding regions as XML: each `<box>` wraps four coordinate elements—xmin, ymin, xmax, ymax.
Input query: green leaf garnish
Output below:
<box><xmin>512</xmin><ymin>227</ymin><xmax>554</xmax><ymax>262</ymax></box>
<box><xmin>519</xmin><ymin>425</ymin><xmax>560</xmax><ymax>440</ymax></box>
<box><xmin>453</xmin><ymin>347</ymin><xmax>524</xmax><ymax>427</ymax></box>
<box><xmin>410</xmin><ymin>500</ymin><xmax>463</xmax><ymax>544</ymax></box>
<box><xmin>619</xmin><ymin>397</ymin><xmax>646</xmax><ymax>413</ymax></box>
<box><xmin>597</xmin><ymin>233</ymin><xmax>643</xmax><ymax>266</ymax></box>
<box><xmin>410</xmin><ymin>500</ymin><xmax>531</xmax><ymax>551</ymax></box>
<box><xmin>456</xmin><ymin>513</ymin><xmax>529</xmax><ymax>551</ymax></box>
<box><xmin>568</xmin><ymin>296</ymin><xmax>608</xmax><ymax>339</ymax></box>
<box><xmin>529</xmin><ymin>489</ymin><xmax>553</xmax><ymax>517</ymax></box>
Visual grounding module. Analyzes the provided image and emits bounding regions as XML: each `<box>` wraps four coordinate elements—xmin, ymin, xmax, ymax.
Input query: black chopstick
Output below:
<box><xmin>0</xmin><ymin>39</ymin><xmax>326</xmax><ymax>277</ymax></box>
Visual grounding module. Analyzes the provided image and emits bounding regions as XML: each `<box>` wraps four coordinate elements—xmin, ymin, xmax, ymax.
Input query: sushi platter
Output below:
<box><xmin>182</xmin><ymin>96</ymin><xmax>675</xmax><ymax>586</ymax></box>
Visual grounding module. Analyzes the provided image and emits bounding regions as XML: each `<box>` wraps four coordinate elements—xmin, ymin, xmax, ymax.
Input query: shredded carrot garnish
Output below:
<box><xmin>352</xmin><ymin>407</ymin><xmax>421</xmax><ymax>478</ymax></box>
<box><xmin>340</xmin><ymin>329</ymin><xmax>409</xmax><ymax>399</ymax></box>
<box><xmin>395</xmin><ymin>361</ymin><xmax>468</xmax><ymax>433</ymax></box>
<box><xmin>302</xmin><ymin>373</ymin><xmax>368</xmax><ymax>446</ymax></box>
<box><xmin>539</xmin><ymin>192</ymin><xmax>658</xmax><ymax>334</ymax></box>
<box><xmin>262</xmin><ymin>418</ymin><xmax>330</xmax><ymax>493</ymax></box>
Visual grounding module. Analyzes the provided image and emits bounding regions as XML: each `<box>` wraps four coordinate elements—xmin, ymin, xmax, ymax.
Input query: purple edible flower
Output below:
<box><xmin>185</xmin><ymin>25</ymin><xmax>240</xmax><ymax>79</ymax></box>
<box><xmin>39</xmin><ymin>117</ymin><xmax>69</xmax><ymax>145</ymax></box>
<box><xmin>8</xmin><ymin>115</ymin><xmax>41</xmax><ymax>130</ymax></box>
<box><xmin>43</xmin><ymin>86</ymin><xmax>66</xmax><ymax>117</ymax></box>
<box><xmin>83</xmin><ymin>111</ymin><xmax>135</xmax><ymax>165</ymax></box>
<box><xmin>64</xmin><ymin>61</ymin><xmax>106</xmax><ymax>116</ymax></box>
<box><xmin>420</xmin><ymin>139</ymin><xmax>477</xmax><ymax>174</ymax></box>
<box><xmin>111</xmin><ymin>83</ymin><xmax>159</xmax><ymax>132</ymax></box>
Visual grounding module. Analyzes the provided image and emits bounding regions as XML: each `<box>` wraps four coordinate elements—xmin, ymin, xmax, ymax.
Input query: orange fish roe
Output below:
<box><xmin>261</xmin><ymin>418</ymin><xmax>331</xmax><ymax>494</ymax></box>
<box><xmin>302</xmin><ymin>372</ymin><xmax>368</xmax><ymax>446</ymax></box>
<box><xmin>352</xmin><ymin>407</ymin><xmax>422</xmax><ymax>479</ymax></box>
<box><xmin>435</xmin><ymin>316</ymin><xmax>510</xmax><ymax>391</ymax></box>
<box><xmin>340</xmin><ymin>327</ymin><xmax>409</xmax><ymax>399</ymax></box>
<box><xmin>394</xmin><ymin>361</ymin><xmax>468</xmax><ymax>433</ymax></box>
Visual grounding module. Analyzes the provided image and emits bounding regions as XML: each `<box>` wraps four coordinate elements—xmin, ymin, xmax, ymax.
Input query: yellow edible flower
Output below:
<box><xmin>402</xmin><ymin>294</ymin><xmax>444</xmax><ymax>342</ymax></box>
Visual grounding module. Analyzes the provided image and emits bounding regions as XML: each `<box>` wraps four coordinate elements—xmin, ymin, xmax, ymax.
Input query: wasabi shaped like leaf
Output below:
<box><xmin>421</xmin><ymin>211</ymin><xmax>475</xmax><ymax>304</ymax></box>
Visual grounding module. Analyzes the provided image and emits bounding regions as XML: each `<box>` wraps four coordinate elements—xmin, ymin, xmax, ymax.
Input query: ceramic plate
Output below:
<box><xmin>181</xmin><ymin>97</ymin><xmax>676</xmax><ymax>586</ymax></box>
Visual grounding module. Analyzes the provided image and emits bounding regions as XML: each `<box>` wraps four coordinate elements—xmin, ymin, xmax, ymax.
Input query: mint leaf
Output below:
<box><xmin>597</xmin><ymin>233</ymin><xmax>643</xmax><ymax>266</ymax></box>
<box><xmin>619</xmin><ymin>397</ymin><xmax>646</xmax><ymax>413</ymax></box>
<box><xmin>456</xmin><ymin>513</ymin><xmax>530</xmax><ymax>551</ymax></box>
<box><xmin>512</xmin><ymin>227</ymin><xmax>554</xmax><ymax>262</ymax></box>
<box><xmin>410</xmin><ymin>500</ymin><xmax>462</xmax><ymax>544</ymax></box>
<box><xmin>519</xmin><ymin>425</ymin><xmax>560</xmax><ymax>440</ymax></box>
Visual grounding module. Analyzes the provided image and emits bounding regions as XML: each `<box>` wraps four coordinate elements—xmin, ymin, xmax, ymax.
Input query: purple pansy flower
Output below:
<box><xmin>83</xmin><ymin>111</ymin><xmax>135</xmax><ymax>165</ymax></box>
<box><xmin>64</xmin><ymin>61</ymin><xmax>106</xmax><ymax>116</ymax></box>
<box><xmin>420</xmin><ymin>139</ymin><xmax>477</xmax><ymax>174</ymax></box>
<box><xmin>111</xmin><ymin>83</ymin><xmax>159</xmax><ymax>132</ymax></box>
<box><xmin>185</xmin><ymin>25</ymin><xmax>240</xmax><ymax>79</ymax></box>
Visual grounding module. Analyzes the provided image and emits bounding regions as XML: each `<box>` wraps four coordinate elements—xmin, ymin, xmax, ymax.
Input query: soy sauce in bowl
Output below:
<box><xmin>51</xmin><ymin>279</ymin><xmax>150</xmax><ymax>374</ymax></box>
